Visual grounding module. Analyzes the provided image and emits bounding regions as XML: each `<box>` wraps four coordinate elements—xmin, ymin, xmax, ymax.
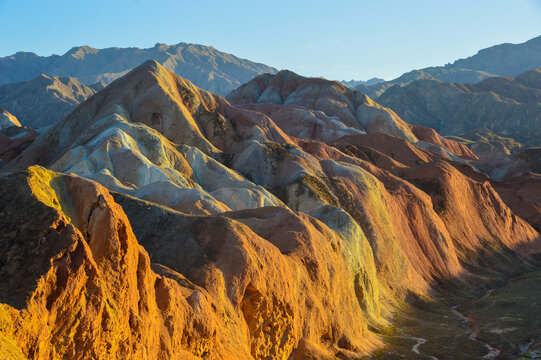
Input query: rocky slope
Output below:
<box><xmin>492</xmin><ymin>172</ymin><xmax>541</xmax><ymax>232</ymax></box>
<box><xmin>0</xmin><ymin>43</ymin><xmax>277</xmax><ymax>95</ymax></box>
<box><xmin>228</xmin><ymin>70</ymin><xmax>476</xmax><ymax>160</ymax></box>
<box><xmin>491</xmin><ymin>147</ymin><xmax>541</xmax><ymax>181</ymax></box>
<box><xmin>0</xmin><ymin>75</ymin><xmax>97</xmax><ymax>128</ymax></box>
<box><xmin>0</xmin><ymin>165</ymin><xmax>389</xmax><ymax>359</ymax></box>
<box><xmin>3</xmin><ymin>61</ymin><xmax>541</xmax><ymax>359</ymax></box>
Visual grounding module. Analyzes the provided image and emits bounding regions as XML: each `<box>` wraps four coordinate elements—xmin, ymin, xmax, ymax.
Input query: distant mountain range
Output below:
<box><xmin>340</xmin><ymin>77</ymin><xmax>384</xmax><ymax>88</ymax></box>
<box><xmin>357</xmin><ymin>34</ymin><xmax>541</xmax><ymax>98</ymax></box>
<box><xmin>376</xmin><ymin>68</ymin><xmax>541</xmax><ymax>137</ymax></box>
<box><xmin>372</xmin><ymin>68</ymin><xmax>541</xmax><ymax>171</ymax></box>
<box><xmin>0</xmin><ymin>42</ymin><xmax>277</xmax><ymax>94</ymax></box>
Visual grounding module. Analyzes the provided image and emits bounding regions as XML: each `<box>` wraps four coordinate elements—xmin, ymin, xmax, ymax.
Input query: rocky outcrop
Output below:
<box><xmin>0</xmin><ymin>167</ymin><xmax>216</xmax><ymax>359</ymax></box>
<box><xmin>0</xmin><ymin>109</ymin><xmax>21</xmax><ymax>130</ymax></box>
<box><xmin>0</xmin><ymin>43</ymin><xmax>277</xmax><ymax>95</ymax></box>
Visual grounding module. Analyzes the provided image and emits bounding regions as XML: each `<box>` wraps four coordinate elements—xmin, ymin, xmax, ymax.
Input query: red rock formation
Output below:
<box><xmin>493</xmin><ymin>173</ymin><xmax>541</xmax><ymax>232</ymax></box>
<box><xmin>2</xmin><ymin>62</ymin><xmax>541</xmax><ymax>359</ymax></box>
<box><xmin>1</xmin><ymin>167</ymin><xmax>389</xmax><ymax>359</ymax></box>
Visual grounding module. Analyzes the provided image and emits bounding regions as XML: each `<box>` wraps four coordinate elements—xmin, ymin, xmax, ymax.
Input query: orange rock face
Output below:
<box><xmin>0</xmin><ymin>168</ymin><xmax>213</xmax><ymax>359</ymax></box>
<box><xmin>2</xmin><ymin>62</ymin><xmax>541</xmax><ymax>359</ymax></box>
<box><xmin>0</xmin><ymin>167</ymin><xmax>385</xmax><ymax>359</ymax></box>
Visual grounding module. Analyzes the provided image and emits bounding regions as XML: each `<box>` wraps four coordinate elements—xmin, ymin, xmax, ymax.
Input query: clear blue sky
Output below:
<box><xmin>1</xmin><ymin>0</ymin><xmax>540</xmax><ymax>81</ymax></box>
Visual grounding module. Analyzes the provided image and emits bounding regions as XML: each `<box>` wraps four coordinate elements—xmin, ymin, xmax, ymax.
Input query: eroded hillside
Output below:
<box><xmin>2</xmin><ymin>61</ymin><xmax>541</xmax><ymax>359</ymax></box>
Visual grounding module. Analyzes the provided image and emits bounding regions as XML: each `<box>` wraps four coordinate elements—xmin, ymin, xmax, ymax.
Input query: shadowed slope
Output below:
<box><xmin>0</xmin><ymin>75</ymin><xmax>96</xmax><ymax>128</ymax></box>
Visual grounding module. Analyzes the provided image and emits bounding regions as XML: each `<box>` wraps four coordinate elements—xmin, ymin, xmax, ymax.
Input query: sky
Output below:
<box><xmin>0</xmin><ymin>0</ymin><xmax>540</xmax><ymax>81</ymax></box>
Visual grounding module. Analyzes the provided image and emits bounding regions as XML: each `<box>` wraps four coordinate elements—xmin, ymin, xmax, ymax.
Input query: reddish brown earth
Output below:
<box><xmin>408</xmin><ymin>124</ymin><xmax>477</xmax><ymax>160</ymax></box>
<box><xmin>492</xmin><ymin>173</ymin><xmax>541</xmax><ymax>231</ymax></box>
<box><xmin>2</xmin><ymin>62</ymin><xmax>541</xmax><ymax>359</ymax></box>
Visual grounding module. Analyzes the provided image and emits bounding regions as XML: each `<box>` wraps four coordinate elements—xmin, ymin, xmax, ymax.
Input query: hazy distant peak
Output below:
<box><xmin>449</xmin><ymin>34</ymin><xmax>541</xmax><ymax>76</ymax></box>
<box><xmin>153</xmin><ymin>43</ymin><xmax>170</xmax><ymax>51</ymax></box>
<box><xmin>11</xmin><ymin>51</ymin><xmax>40</xmax><ymax>59</ymax></box>
<box><xmin>341</xmin><ymin>77</ymin><xmax>385</xmax><ymax>88</ymax></box>
<box><xmin>0</xmin><ymin>74</ymin><xmax>96</xmax><ymax>128</ymax></box>
<box><xmin>0</xmin><ymin>42</ymin><xmax>278</xmax><ymax>94</ymax></box>
<box><xmin>358</xmin><ymin>34</ymin><xmax>541</xmax><ymax>99</ymax></box>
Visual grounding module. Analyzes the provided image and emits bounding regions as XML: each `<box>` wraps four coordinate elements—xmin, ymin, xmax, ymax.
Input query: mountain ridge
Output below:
<box><xmin>0</xmin><ymin>42</ymin><xmax>278</xmax><ymax>95</ymax></box>
<box><xmin>375</xmin><ymin>68</ymin><xmax>541</xmax><ymax>150</ymax></box>
<box><xmin>356</xmin><ymin>34</ymin><xmax>541</xmax><ymax>97</ymax></box>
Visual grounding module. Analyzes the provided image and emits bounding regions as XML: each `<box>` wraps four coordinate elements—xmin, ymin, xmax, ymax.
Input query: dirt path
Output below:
<box><xmin>395</xmin><ymin>336</ymin><xmax>438</xmax><ymax>359</ymax></box>
<box><xmin>411</xmin><ymin>337</ymin><xmax>426</xmax><ymax>354</ymax></box>
<box><xmin>451</xmin><ymin>289</ymin><xmax>500</xmax><ymax>360</ymax></box>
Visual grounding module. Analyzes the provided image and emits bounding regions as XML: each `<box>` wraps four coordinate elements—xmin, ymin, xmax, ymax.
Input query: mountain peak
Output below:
<box><xmin>65</xmin><ymin>45</ymin><xmax>99</xmax><ymax>59</ymax></box>
<box><xmin>153</xmin><ymin>42</ymin><xmax>170</xmax><ymax>51</ymax></box>
<box><xmin>135</xmin><ymin>59</ymin><xmax>162</xmax><ymax>71</ymax></box>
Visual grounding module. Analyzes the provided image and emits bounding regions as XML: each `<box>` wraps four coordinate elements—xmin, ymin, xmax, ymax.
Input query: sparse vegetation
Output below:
<box><xmin>297</xmin><ymin>174</ymin><xmax>338</xmax><ymax>206</ymax></box>
<box><xmin>263</xmin><ymin>141</ymin><xmax>291</xmax><ymax>162</ymax></box>
<box><xmin>448</xmin><ymin>128</ymin><xmax>523</xmax><ymax>152</ymax></box>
